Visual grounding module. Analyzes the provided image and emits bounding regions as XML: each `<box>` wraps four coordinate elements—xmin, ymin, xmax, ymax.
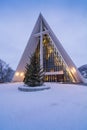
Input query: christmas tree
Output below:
<box><xmin>23</xmin><ymin>53</ymin><xmax>44</xmax><ymax>87</ymax></box>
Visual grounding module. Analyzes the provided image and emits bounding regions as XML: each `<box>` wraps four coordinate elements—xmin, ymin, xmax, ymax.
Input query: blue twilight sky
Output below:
<box><xmin>0</xmin><ymin>0</ymin><xmax>87</xmax><ymax>70</ymax></box>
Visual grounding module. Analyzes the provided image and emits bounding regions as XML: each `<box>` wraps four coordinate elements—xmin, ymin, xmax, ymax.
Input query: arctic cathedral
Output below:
<box><xmin>13</xmin><ymin>14</ymin><xmax>85</xmax><ymax>83</ymax></box>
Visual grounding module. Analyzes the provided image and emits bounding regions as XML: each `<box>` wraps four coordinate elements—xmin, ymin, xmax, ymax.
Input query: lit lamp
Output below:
<box><xmin>20</xmin><ymin>72</ymin><xmax>24</xmax><ymax>77</ymax></box>
<box><xmin>15</xmin><ymin>72</ymin><xmax>19</xmax><ymax>76</ymax></box>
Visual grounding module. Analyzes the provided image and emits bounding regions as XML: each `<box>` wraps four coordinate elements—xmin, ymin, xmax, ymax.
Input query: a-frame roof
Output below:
<box><xmin>13</xmin><ymin>13</ymin><xmax>86</xmax><ymax>83</ymax></box>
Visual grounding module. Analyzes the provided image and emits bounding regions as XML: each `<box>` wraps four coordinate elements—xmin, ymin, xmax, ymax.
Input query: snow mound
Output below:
<box><xmin>18</xmin><ymin>84</ymin><xmax>50</xmax><ymax>92</ymax></box>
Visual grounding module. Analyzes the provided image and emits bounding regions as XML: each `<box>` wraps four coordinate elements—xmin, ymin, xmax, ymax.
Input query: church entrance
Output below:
<box><xmin>45</xmin><ymin>74</ymin><xmax>64</xmax><ymax>82</ymax></box>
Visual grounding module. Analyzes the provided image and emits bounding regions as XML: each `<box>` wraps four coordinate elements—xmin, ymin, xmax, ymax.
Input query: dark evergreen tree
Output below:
<box><xmin>0</xmin><ymin>59</ymin><xmax>14</xmax><ymax>83</ymax></box>
<box><xmin>23</xmin><ymin>53</ymin><xmax>44</xmax><ymax>87</ymax></box>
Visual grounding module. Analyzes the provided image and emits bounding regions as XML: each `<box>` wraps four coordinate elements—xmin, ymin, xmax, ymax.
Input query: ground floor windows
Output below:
<box><xmin>44</xmin><ymin>74</ymin><xmax>64</xmax><ymax>82</ymax></box>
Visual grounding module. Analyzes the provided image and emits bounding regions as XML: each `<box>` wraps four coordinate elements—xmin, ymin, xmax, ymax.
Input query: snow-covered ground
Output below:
<box><xmin>0</xmin><ymin>82</ymin><xmax>87</xmax><ymax>130</ymax></box>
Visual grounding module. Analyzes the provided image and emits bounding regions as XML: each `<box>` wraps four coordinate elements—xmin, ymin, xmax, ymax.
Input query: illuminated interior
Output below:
<box><xmin>12</xmin><ymin>14</ymin><xmax>84</xmax><ymax>83</ymax></box>
<box><xmin>34</xmin><ymin>34</ymin><xmax>77</xmax><ymax>83</ymax></box>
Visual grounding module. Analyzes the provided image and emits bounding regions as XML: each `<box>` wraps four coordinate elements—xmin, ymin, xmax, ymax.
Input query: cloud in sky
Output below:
<box><xmin>0</xmin><ymin>0</ymin><xmax>87</xmax><ymax>69</ymax></box>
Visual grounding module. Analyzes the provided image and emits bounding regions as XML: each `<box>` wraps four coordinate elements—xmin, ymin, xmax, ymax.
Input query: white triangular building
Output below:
<box><xmin>13</xmin><ymin>13</ymin><xmax>85</xmax><ymax>83</ymax></box>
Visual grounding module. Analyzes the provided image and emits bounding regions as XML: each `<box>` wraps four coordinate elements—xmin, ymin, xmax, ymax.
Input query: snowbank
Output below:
<box><xmin>0</xmin><ymin>82</ymin><xmax>87</xmax><ymax>130</ymax></box>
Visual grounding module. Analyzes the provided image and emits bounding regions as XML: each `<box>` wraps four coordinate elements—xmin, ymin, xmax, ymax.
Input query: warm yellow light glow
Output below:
<box><xmin>43</xmin><ymin>39</ymin><xmax>47</xmax><ymax>44</ymax></box>
<box><xmin>72</xmin><ymin>68</ymin><xmax>76</xmax><ymax>73</ymax></box>
<box><xmin>48</xmin><ymin>46</ymin><xmax>53</xmax><ymax>54</ymax></box>
<box><xmin>71</xmin><ymin>67</ymin><xmax>76</xmax><ymax>73</ymax></box>
<box><xmin>66</xmin><ymin>68</ymin><xmax>69</xmax><ymax>72</ymax></box>
<box><xmin>15</xmin><ymin>72</ymin><xmax>24</xmax><ymax>77</ymax></box>
<box><xmin>20</xmin><ymin>72</ymin><xmax>24</xmax><ymax>77</ymax></box>
<box><xmin>46</xmin><ymin>76</ymin><xmax>48</xmax><ymax>81</ymax></box>
<box><xmin>15</xmin><ymin>72</ymin><xmax>19</xmax><ymax>76</ymax></box>
<box><xmin>49</xmin><ymin>49</ymin><xmax>53</xmax><ymax>53</ymax></box>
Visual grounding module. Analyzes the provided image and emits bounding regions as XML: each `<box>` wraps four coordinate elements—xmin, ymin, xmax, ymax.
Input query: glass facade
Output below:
<box><xmin>35</xmin><ymin>34</ymin><xmax>76</xmax><ymax>83</ymax></box>
<box><xmin>43</xmin><ymin>34</ymin><xmax>63</xmax><ymax>72</ymax></box>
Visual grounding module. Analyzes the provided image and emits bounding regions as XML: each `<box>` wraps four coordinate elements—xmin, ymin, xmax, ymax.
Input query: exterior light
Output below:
<box><xmin>15</xmin><ymin>72</ymin><xmax>19</xmax><ymax>76</ymax></box>
<box><xmin>20</xmin><ymin>72</ymin><xmax>24</xmax><ymax>77</ymax></box>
